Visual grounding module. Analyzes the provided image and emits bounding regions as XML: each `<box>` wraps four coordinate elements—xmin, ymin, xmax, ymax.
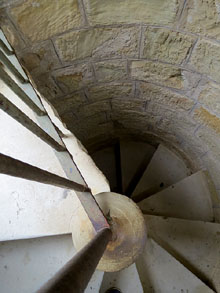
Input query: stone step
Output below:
<box><xmin>100</xmin><ymin>264</ymin><xmax>143</xmax><ymax>293</ymax></box>
<box><xmin>136</xmin><ymin>237</ymin><xmax>214</xmax><ymax>293</ymax></box>
<box><xmin>145</xmin><ymin>215</ymin><xmax>220</xmax><ymax>292</ymax></box>
<box><xmin>0</xmin><ymin>234</ymin><xmax>104</xmax><ymax>293</ymax></box>
<box><xmin>131</xmin><ymin>144</ymin><xmax>191</xmax><ymax>201</ymax></box>
<box><xmin>138</xmin><ymin>171</ymin><xmax>214</xmax><ymax>221</ymax></box>
<box><xmin>0</xmin><ymin>97</ymin><xmax>85</xmax><ymax>241</ymax></box>
<box><xmin>120</xmin><ymin>141</ymin><xmax>155</xmax><ymax>195</ymax></box>
<box><xmin>0</xmin><ymin>168</ymin><xmax>83</xmax><ymax>241</ymax></box>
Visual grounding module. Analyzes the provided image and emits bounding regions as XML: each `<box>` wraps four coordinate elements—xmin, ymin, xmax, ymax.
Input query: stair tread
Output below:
<box><xmin>145</xmin><ymin>215</ymin><xmax>220</xmax><ymax>292</ymax></box>
<box><xmin>100</xmin><ymin>264</ymin><xmax>143</xmax><ymax>293</ymax></box>
<box><xmin>120</xmin><ymin>141</ymin><xmax>155</xmax><ymax>194</ymax></box>
<box><xmin>0</xmin><ymin>234</ymin><xmax>103</xmax><ymax>293</ymax></box>
<box><xmin>136</xmin><ymin>237</ymin><xmax>214</xmax><ymax>293</ymax></box>
<box><xmin>0</xmin><ymin>178</ymin><xmax>82</xmax><ymax>241</ymax></box>
<box><xmin>138</xmin><ymin>171</ymin><xmax>213</xmax><ymax>221</ymax></box>
<box><xmin>0</xmin><ymin>90</ymin><xmax>86</xmax><ymax>241</ymax></box>
<box><xmin>132</xmin><ymin>144</ymin><xmax>191</xmax><ymax>201</ymax></box>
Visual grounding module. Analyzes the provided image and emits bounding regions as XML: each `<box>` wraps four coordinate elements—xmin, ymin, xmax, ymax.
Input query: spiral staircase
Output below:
<box><xmin>0</xmin><ymin>29</ymin><xmax>220</xmax><ymax>293</ymax></box>
<box><xmin>91</xmin><ymin>141</ymin><xmax>220</xmax><ymax>293</ymax></box>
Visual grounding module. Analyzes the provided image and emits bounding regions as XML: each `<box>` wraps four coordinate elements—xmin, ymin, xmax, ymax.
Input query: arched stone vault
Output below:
<box><xmin>1</xmin><ymin>0</ymin><xmax>220</xmax><ymax>197</ymax></box>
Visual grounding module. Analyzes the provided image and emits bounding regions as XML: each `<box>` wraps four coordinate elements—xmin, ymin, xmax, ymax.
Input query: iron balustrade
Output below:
<box><xmin>0</xmin><ymin>31</ymin><xmax>111</xmax><ymax>292</ymax></box>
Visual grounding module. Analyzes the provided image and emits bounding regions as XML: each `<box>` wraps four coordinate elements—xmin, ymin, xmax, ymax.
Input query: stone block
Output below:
<box><xmin>71</xmin><ymin>115</ymin><xmax>114</xmax><ymax>142</ymax></box>
<box><xmin>32</xmin><ymin>73</ymin><xmax>63</xmax><ymax>100</ymax></box>
<box><xmin>52</xmin><ymin>92</ymin><xmax>87</xmax><ymax>115</ymax></box>
<box><xmin>10</xmin><ymin>0</ymin><xmax>82</xmax><ymax>42</ymax></box>
<box><xmin>0</xmin><ymin>16</ymin><xmax>25</xmax><ymax>51</ymax></box>
<box><xmin>202</xmin><ymin>152</ymin><xmax>220</xmax><ymax>191</ymax></box>
<box><xmin>139</xmin><ymin>82</ymin><xmax>194</xmax><ymax>112</ymax></box>
<box><xmin>94</xmin><ymin>60</ymin><xmax>128</xmax><ymax>83</ymax></box>
<box><xmin>196</xmin><ymin>126</ymin><xmax>220</xmax><ymax>156</ymax></box>
<box><xmin>55</xmin><ymin>27</ymin><xmax>139</xmax><ymax>62</ymax></box>
<box><xmin>190</xmin><ymin>40</ymin><xmax>220</xmax><ymax>83</ymax></box>
<box><xmin>84</xmin><ymin>0</ymin><xmax>180</xmax><ymax>26</ymax></box>
<box><xmin>78</xmin><ymin>100</ymin><xmax>111</xmax><ymax>117</ymax></box>
<box><xmin>85</xmin><ymin>122</ymin><xmax>115</xmax><ymax>141</ymax></box>
<box><xmin>142</xmin><ymin>27</ymin><xmax>194</xmax><ymax>65</ymax></box>
<box><xmin>111</xmin><ymin>99</ymin><xmax>146</xmax><ymax>113</ymax></box>
<box><xmin>131</xmin><ymin>61</ymin><xmax>184</xmax><ymax>89</ymax></box>
<box><xmin>18</xmin><ymin>41</ymin><xmax>61</xmax><ymax>76</ymax></box>
<box><xmin>179</xmin><ymin>131</ymin><xmax>207</xmax><ymax>167</ymax></box>
<box><xmin>197</xmin><ymin>82</ymin><xmax>220</xmax><ymax>116</ymax></box>
<box><xmin>66</xmin><ymin>112</ymin><xmax>107</xmax><ymax>131</ymax></box>
<box><xmin>180</xmin><ymin>0</ymin><xmax>220</xmax><ymax>40</ymax></box>
<box><xmin>87</xmin><ymin>83</ymin><xmax>133</xmax><ymax>102</ymax></box>
<box><xmin>112</xmin><ymin>110</ymin><xmax>160</xmax><ymax>134</ymax></box>
<box><xmin>159</xmin><ymin>111</ymin><xmax>197</xmax><ymax>133</ymax></box>
<box><xmin>53</xmin><ymin>63</ymin><xmax>94</xmax><ymax>93</ymax></box>
<box><xmin>194</xmin><ymin>107</ymin><xmax>220</xmax><ymax>135</ymax></box>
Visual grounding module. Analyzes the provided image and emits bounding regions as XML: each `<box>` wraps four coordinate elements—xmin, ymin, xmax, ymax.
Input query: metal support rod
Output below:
<box><xmin>37</xmin><ymin>228</ymin><xmax>112</xmax><ymax>293</ymax></box>
<box><xmin>0</xmin><ymin>50</ymin><xmax>27</xmax><ymax>83</ymax></box>
<box><xmin>0</xmin><ymin>64</ymin><xmax>45</xmax><ymax>116</ymax></box>
<box><xmin>0</xmin><ymin>39</ymin><xmax>13</xmax><ymax>55</ymax></box>
<box><xmin>0</xmin><ymin>93</ymin><xmax>66</xmax><ymax>152</ymax></box>
<box><xmin>0</xmin><ymin>153</ymin><xmax>90</xmax><ymax>192</ymax></box>
<box><xmin>76</xmin><ymin>191</ymin><xmax>110</xmax><ymax>232</ymax></box>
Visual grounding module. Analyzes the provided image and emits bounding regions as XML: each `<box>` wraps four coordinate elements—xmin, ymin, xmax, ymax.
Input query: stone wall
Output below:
<box><xmin>1</xmin><ymin>0</ymin><xmax>220</xmax><ymax>197</ymax></box>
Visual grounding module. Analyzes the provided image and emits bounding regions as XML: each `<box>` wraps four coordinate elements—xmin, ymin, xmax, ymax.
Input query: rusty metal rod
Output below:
<box><xmin>76</xmin><ymin>191</ymin><xmax>110</xmax><ymax>232</ymax></box>
<box><xmin>0</xmin><ymin>39</ymin><xmax>13</xmax><ymax>55</ymax></box>
<box><xmin>0</xmin><ymin>153</ymin><xmax>90</xmax><ymax>192</ymax></box>
<box><xmin>0</xmin><ymin>93</ymin><xmax>66</xmax><ymax>152</ymax></box>
<box><xmin>37</xmin><ymin>228</ymin><xmax>112</xmax><ymax>293</ymax></box>
<box><xmin>0</xmin><ymin>64</ymin><xmax>45</xmax><ymax>116</ymax></box>
<box><xmin>0</xmin><ymin>50</ymin><xmax>27</xmax><ymax>83</ymax></box>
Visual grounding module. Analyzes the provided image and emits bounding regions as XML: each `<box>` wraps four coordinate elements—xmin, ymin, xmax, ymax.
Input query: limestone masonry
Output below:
<box><xmin>1</xmin><ymin>0</ymin><xmax>220</xmax><ymax>198</ymax></box>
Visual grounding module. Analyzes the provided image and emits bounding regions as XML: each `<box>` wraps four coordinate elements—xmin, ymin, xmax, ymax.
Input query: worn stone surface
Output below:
<box><xmin>94</xmin><ymin>60</ymin><xmax>128</xmax><ymax>83</ymax></box>
<box><xmin>0</xmin><ymin>16</ymin><xmax>25</xmax><ymax>51</ymax></box>
<box><xmin>84</xmin><ymin>0</ymin><xmax>180</xmax><ymax>26</ymax></box>
<box><xmin>111</xmin><ymin>99</ymin><xmax>146</xmax><ymax>113</ymax></box>
<box><xmin>178</xmin><ymin>130</ymin><xmax>206</xmax><ymax>165</ymax></box>
<box><xmin>78</xmin><ymin>100</ymin><xmax>111</xmax><ymax>117</ymax></box>
<box><xmin>190</xmin><ymin>40</ymin><xmax>220</xmax><ymax>83</ymax></box>
<box><xmin>139</xmin><ymin>82</ymin><xmax>194</xmax><ymax>112</ymax></box>
<box><xmin>87</xmin><ymin>83</ymin><xmax>133</xmax><ymax>102</ymax></box>
<box><xmin>63</xmin><ymin>111</ymin><xmax>107</xmax><ymax>133</ymax></box>
<box><xmin>197</xmin><ymin>126</ymin><xmax>220</xmax><ymax>189</ymax></box>
<box><xmin>10</xmin><ymin>0</ymin><xmax>82</xmax><ymax>42</ymax></box>
<box><xmin>0</xmin><ymin>0</ymin><xmax>20</xmax><ymax>8</ymax></box>
<box><xmin>202</xmin><ymin>152</ymin><xmax>220</xmax><ymax>191</ymax></box>
<box><xmin>198</xmin><ymin>82</ymin><xmax>220</xmax><ymax>116</ymax></box>
<box><xmin>31</xmin><ymin>73</ymin><xmax>63</xmax><ymax>100</ymax></box>
<box><xmin>111</xmin><ymin>110</ymin><xmax>160</xmax><ymax>133</ymax></box>
<box><xmin>55</xmin><ymin>27</ymin><xmax>139</xmax><ymax>62</ymax></box>
<box><xmin>53</xmin><ymin>63</ymin><xmax>94</xmax><ymax>93</ymax></box>
<box><xmin>196</xmin><ymin>126</ymin><xmax>220</xmax><ymax>156</ymax></box>
<box><xmin>180</xmin><ymin>0</ymin><xmax>220</xmax><ymax>40</ymax></box>
<box><xmin>131</xmin><ymin>61</ymin><xmax>184</xmax><ymax>89</ymax></box>
<box><xmin>84</xmin><ymin>121</ymin><xmax>115</xmax><ymax>141</ymax></box>
<box><xmin>158</xmin><ymin>113</ymin><xmax>197</xmax><ymax>141</ymax></box>
<box><xmin>194</xmin><ymin>107</ymin><xmax>220</xmax><ymax>134</ymax></box>
<box><xmin>142</xmin><ymin>27</ymin><xmax>194</xmax><ymax>65</ymax></box>
<box><xmin>18</xmin><ymin>41</ymin><xmax>61</xmax><ymax>76</ymax></box>
<box><xmin>63</xmin><ymin>112</ymin><xmax>114</xmax><ymax>142</ymax></box>
<box><xmin>52</xmin><ymin>92</ymin><xmax>87</xmax><ymax>115</ymax></box>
